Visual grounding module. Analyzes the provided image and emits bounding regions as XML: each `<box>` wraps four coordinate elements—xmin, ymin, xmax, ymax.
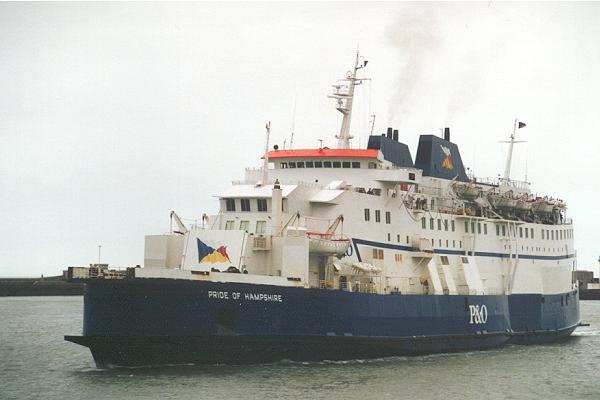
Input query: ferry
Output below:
<box><xmin>65</xmin><ymin>53</ymin><xmax>580</xmax><ymax>367</ymax></box>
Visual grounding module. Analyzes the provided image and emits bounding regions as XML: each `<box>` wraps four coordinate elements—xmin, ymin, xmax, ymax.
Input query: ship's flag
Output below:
<box><xmin>197</xmin><ymin>238</ymin><xmax>231</xmax><ymax>264</ymax></box>
<box><xmin>518</xmin><ymin>122</ymin><xmax>526</xmax><ymax>129</ymax></box>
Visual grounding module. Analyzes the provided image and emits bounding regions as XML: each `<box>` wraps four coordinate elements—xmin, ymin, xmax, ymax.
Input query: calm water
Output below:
<box><xmin>1</xmin><ymin>297</ymin><xmax>599</xmax><ymax>400</ymax></box>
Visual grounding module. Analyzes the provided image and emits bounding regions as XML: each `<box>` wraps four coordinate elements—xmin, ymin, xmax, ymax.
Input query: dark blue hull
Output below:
<box><xmin>64</xmin><ymin>279</ymin><xmax>580</xmax><ymax>367</ymax></box>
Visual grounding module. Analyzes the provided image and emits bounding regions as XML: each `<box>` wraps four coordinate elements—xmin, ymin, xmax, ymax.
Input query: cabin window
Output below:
<box><xmin>296</xmin><ymin>161</ymin><xmax>305</xmax><ymax>168</ymax></box>
<box><xmin>502</xmin><ymin>226</ymin><xmax>506</xmax><ymax>236</ymax></box>
<box><xmin>484</xmin><ymin>224</ymin><xmax>488</xmax><ymax>235</ymax></box>
<box><xmin>241</xmin><ymin>198</ymin><xmax>251</xmax><ymax>212</ymax></box>
<box><xmin>446</xmin><ymin>239</ymin><xmax>449</xmax><ymax>247</ymax></box>
<box><xmin>406</xmin><ymin>235</ymin><xmax>410</xmax><ymax>244</ymax></box>
<box><xmin>437</xmin><ymin>219</ymin><xmax>442</xmax><ymax>231</ymax></box>
<box><xmin>453</xmin><ymin>240</ymin><xmax>456</xmax><ymax>248</ymax></box>
<box><xmin>314</xmin><ymin>161</ymin><xmax>323</xmax><ymax>168</ymax></box>
<box><xmin>342</xmin><ymin>161</ymin><xmax>351</xmax><ymax>168</ymax></box>
<box><xmin>225</xmin><ymin>220</ymin><xmax>235</xmax><ymax>230</ymax></box>
<box><xmin>280</xmin><ymin>162</ymin><xmax>288</xmax><ymax>169</ymax></box>
<box><xmin>395</xmin><ymin>254</ymin><xmax>403</xmax><ymax>264</ymax></box>
<box><xmin>332</xmin><ymin>161</ymin><xmax>341</xmax><ymax>168</ymax></box>
<box><xmin>477</xmin><ymin>223</ymin><xmax>481</xmax><ymax>234</ymax></box>
<box><xmin>397</xmin><ymin>234</ymin><xmax>400</xmax><ymax>243</ymax></box>
<box><xmin>409</xmin><ymin>172</ymin><xmax>416</xmax><ymax>180</ymax></box>
<box><xmin>387</xmin><ymin>233</ymin><xmax>391</xmax><ymax>241</ymax></box>
<box><xmin>551</xmin><ymin>231</ymin><xmax>554</xmax><ymax>240</ymax></box>
<box><xmin>531</xmin><ymin>228</ymin><xmax>534</xmax><ymax>239</ymax></box>
<box><xmin>421</xmin><ymin>217</ymin><xmax>426</xmax><ymax>229</ymax></box>
<box><xmin>519</xmin><ymin>227</ymin><xmax>523</xmax><ymax>238</ymax></box>
<box><xmin>459</xmin><ymin>240</ymin><xmax>462</xmax><ymax>248</ymax></box>
<box><xmin>239</xmin><ymin>220</ymin><xmax>249</xmax><ymax>231</ymax></box>
<box><xmin>289</xmin><ymin>162</ymin><xmax>296</xmax><ymax>168</ymax></box>
<box><xmin>496</xmin><ymin>224</ymin><xmax>500</xmax><ymax>236</ymax></box>
<box><xmin>255</xmin><ymin>221</ymin><xmax>266</xmax><ymax>234</ymax></box>
<box><xmin>560</xmin><ymin>230</ymin><xmax>563</xmax><ymax>240</ymax></box>
<box><xmin>368</xmin><ymin>162</ymin><xmax>377</xmax><ymax>169</ymax></box>
<box><xmin>430</xmin><ymin>198</ymin><xmax>435</xmax><ymax>209</ymax></box>
<box><xmin>444</xmin><ymin>219</ymin><xmax>448</xmax><ymax>231</ymax></box>
<box><xmin>461</xmin><ymin>257</ymin><xmax>469</xmax><ymax>263</ymax></box>
<box><xmin>257</xmin><ymin>198</ymin><xmax>267</xmax><ymax>212</ymax></box>
<box><xmin>451</xmin><ymin>220</ymin><xmax>455</xmax><ymax>232</ymax></box>
<box><xmin>375</xmin><ymin>210</ymin><xmax>381</xmax><ymax>223</ymax></box>
<box><xmin>225</xmin><ymin>198</ymin><xmax>236</xmax><ymax>212</ymax></box>
<box><xmin>385</xmin><ymin>211</ymin><xmax>391</xmax><ymax>224</ymax></box>
<box><xmin>352</xmin><ymin>162</ymin><xmax>361</xmax><ymax>168</ymax></box>
<box><xmin>471</xmin><ymin>221</ymin><xmax>476</xmax><ymax>234</ymax></box>
<box><xmin>464</xmin><ymin>221</ymin><xmax>469</xmax><ymax>233</ymax></box>
<box><xmin>306</xmin><ymin>161</ymin><xmax>314</xmax><ymax>168</ymax></box>
<box><xmin>525</xmin><ymin>228</ymin><xmax>529</xmax><ymax>238</ymax></box>
<box><xmin>372</xmin><ymin>248</ymin><xmax>384</xmax><ymax>260</ymax></box>
<box><xmin>364</xmin><ymin>209</ymin><xmax>370</xmax><ymax>221</ymax></box>
<box><xmin>430</xmin><ymin>218</ymin><xmax>435</xmax><ymax>230</ymax></box>
<box><xmin>324</xmin><ymin>161</ymin><xmax>332</xmax><ymax>168</ymax></box>
<box><xmin>542</xmin><ymin>229</ymin><xmax>545</xmax><ymax>240</ymax></box>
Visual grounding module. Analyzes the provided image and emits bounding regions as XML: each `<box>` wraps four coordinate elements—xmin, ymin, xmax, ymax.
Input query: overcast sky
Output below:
<box><xmin>1</xmin><ymin>2</ymin><xmax>599</xmax><ymax>277</ymax></box>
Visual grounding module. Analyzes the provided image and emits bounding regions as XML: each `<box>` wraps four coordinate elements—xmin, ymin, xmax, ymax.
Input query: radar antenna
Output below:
<box><xmin>328</xmin><ymin>51</ymin><xmax>369</xmax><ymax>149</ymax></box>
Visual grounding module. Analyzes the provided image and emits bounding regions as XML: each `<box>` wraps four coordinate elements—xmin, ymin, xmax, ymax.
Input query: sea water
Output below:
<box><xmin>1</xmin><ymin>296</ymin><xmax>598</xmax><ymax>400</ymax></box>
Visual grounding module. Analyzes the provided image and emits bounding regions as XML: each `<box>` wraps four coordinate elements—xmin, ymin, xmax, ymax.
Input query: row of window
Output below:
<box><xmin>224</xmin><ymin>220</ymin><xmax>266</xmax><ymax>234</ymax></box>
<box><xmin>225</xmin><ymin>198</ymin><xmax>268</xmax><ymax>212</ymax></box>
<box><xmin>364</xmin><ymin>209</ymin><xmax>392</xmax><ymax>224</ymax></box>
<box><xmin>281</xmin><ymin>160</ymin><xmax>363</xmax><ymax>169</ymax></box>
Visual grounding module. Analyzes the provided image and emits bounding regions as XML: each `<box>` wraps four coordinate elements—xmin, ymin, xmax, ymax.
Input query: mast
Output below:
<box><xmin>261</xmin><ymin>121</ymin><xmax>271</xmax><ymax>185</ymax></box>
<box><xmin>329</xmin><ymin>51</ymin><xmax>368</xmax><ymax>149</ymax></box>
<box><xmin>501</xmin><ymin>119</ymin><xmax>526</xmax><ymax>185</ymax></box>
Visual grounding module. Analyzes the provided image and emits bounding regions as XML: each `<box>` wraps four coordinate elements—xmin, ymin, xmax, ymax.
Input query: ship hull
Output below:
<box><xmin>65</xmin><ymin>279</ymin><xmax>580</xmax><ymax>367</ymax></box>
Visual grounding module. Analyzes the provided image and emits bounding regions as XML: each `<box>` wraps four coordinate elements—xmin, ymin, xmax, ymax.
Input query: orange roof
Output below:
<box><xmin>266</xmin><ymin>148</ymin><xmax>379</xmax><ymax>159</ymax></box>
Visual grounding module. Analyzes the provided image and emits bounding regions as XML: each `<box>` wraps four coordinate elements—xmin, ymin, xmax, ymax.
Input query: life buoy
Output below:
<box><xmin>345</xmin><ymin>245</ymin><xmax>354</xmax><ymax>257</ymax></box>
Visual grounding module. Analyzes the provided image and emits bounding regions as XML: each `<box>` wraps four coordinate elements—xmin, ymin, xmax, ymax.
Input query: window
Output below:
<box><xmin>465</xmin><ymin>221</ymin><xmax>469</xmax><ymax>233</ymax></box>
<box><xmin>471</xmin><ymin>222</ymin><xmax>476</xmax><ymax>234</ymax></box>
<box><xmin>332</xmin><ymin>161</ymin><xmax>341</xmax><ymax>168</ymax></box>
<box><xmin>484</xmin><ymin>224</ymin><xmax>488</xmax><ymax>235</ymax></box>
<box><xmin>477</xmin><ymin>223</ymin><xmax>481</xmax><ymax>234</ymax></box>
<box><xmin>225</xmin><ymin>198</ymin><xmax>236</xmax><ymax>212</ymax></box>
<box><xmin>439</xmin><ymin>239</ymin><xmax>442</xmax><ymax>247</ymax></box>
<box><xmin>444</xmin><ymin>220</ymin><xmax>448</xmax><ymax>231</ymax></box>
<box><xmin>441</xmin><ymin>256</ymin><xmax>449</xmax><ymax>265</ymax></box>
<box><xmin>525</xmin><ymin>228</ymin><xmax>529</xmax><ymax>238</ymax></box>
<box><xmin>542</xmin><ymin>229</ymin><xmax>545</xmax><ymax>240</ymax></box>
<box><xmin>551</xmin><ymin>231</ymin><xmax>554</xmax><ymax>240</ymax></box>
<box><xmin>430</xmin><ymin>198</ymin><xmax>435</xmax><ymax>209</ymax></box>
<box><xmin>451</xmin><ymin>220</ymin><xmax>455</xmax><ymax>232</ymax></box>
<box><xmin>397</xmin><ymin>234</ymin><xmax>400</xmax><ymax>243</ymax></box>
<box><xmin>364</xmin><ymin>209</ymin><xmax>370</xmax><ymax>221</ymax></box>
<box><xmin>257</xmin><ymin>198</ymin><xmax>267</xmax><ymax>212</ymax></box>
<box><xmin>375</xmin><ymin>210</ymin><xmax>381</xmax><ymax>223</ymax></box>
<box><xmin>324</xmin><ymin>161</ymin><xmax>332</xmax><ymax>168</ymax></box>
<box><xmin>531</xmin><ymin>228</ymin><xmax>534</xmax><ymax>239</ymax></box>
<box><xmin>289</xmin><ymin>161</ymin><xmax>296</xmax><ymax>168</ymax></box>
<box><xmin>368</xmin><ymin>162</ymin><xmax>377</xmax><ymax>169</ymax></box>
<box><xmin>459</xmin><ymin>240</ymin><xmax>462</xmax><ymax>248</ymax></box>
<box><xmin>406</xmin><ymin>235</ymin><xmax>410</xmax><ymax>244</ymax></box>
<box><xmin>385</xmin><ymin>211</ymin><xmax>391</xmax><ymax>224</ymax></box>
<box><xmin>437</xmin><ymin>219</ymin><xmax>442</xmax><ymax>231</ymax></box>
<box><xmin>306</xmin><ymin>161</ymin><xmax>314</xmax><ymax>168</ymax></box>
<box><xmin>409</xmin><ymin>172</ymin><xmax>416</xmax><ymax>180</ymax></box>
<box><xmin>395</xmin><ymin>254</ymin><xmax>403</xmax><ymax>263</ymax></box>
<box><xmin>387</xmin><ymin>233</ymin><xmax>391</xmax><ymax>241</ymax></box>
<box><xmin>314</xmin><ymin>161</ymin><xmax>323</xmax><ymax>168</ymax></box>
<box><xmin>352</xmin><ymin>162</ymin><xmax>361</xmax><ymax>168</ymax></box>
<box><xmin>297</xmin><ymin>161</ymin><xmax>305</xmax><ymax>168</ymax></box>
<box><xmin>430</xmin><ymin>218</ymin><xmax>435</xmax><ymax>230</ymax></box>
<box><xmin>239</xmin><ymin>220</ymin><xmax>249</xmax><ymax>231</ymax></box>
<box><xmin>502</xmin><ymin>226</ymin><xmax>506</xmax><ymax>236</ymax></box>
<box><xmin>461</xmin><ymin>257</ymin><xmax>469</xmax><ymax>264</ymax></box>
<box><xmin>225</xmin><ymin>220</ymin><xmax>234</xmax><ymax>230</ymax></box>
<box><xmin>342</xmin><ymin>161</ymin><xmax>351</xmax><ymax>168</ymax></box>
<box><xmin>255</xmin><ymin>221</ymin><xmax>266</xmax><ymax>234</ymax></box>
<box><xmin>496</xmin><ymin>224</ymin><xmax>500</xmax><ymax>236</ymax></box>
<box><xmin>372</xmin><ymin>248</ymin><xmax>384</xmax><ymax>260</ymax></box>
<box><xmin>241</xmin><ymin>198</ymin><xmax>250</xmax><ymax>211</ymax></box>
<box><xmin>281</xmin><ymin>162</ymin><xmax>288</xmax><ymax>169</ymax></box>
<box><xmin>422</xmin><ymin>217</ymin><xmax>426</xmax><ymax>229</ymax></box>
<box><xmin>453</xmin><ymin>240</ymin><xmax>456</xmax><ymax>248</ymax></box>
<box><xmin>519</xmin><ymin>227</ymin><xmax>523</xmax><ymax>238</ymax></box>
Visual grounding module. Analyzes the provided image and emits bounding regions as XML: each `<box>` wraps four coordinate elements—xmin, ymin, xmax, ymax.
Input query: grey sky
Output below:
<box><xmin>1</xmin><ymin>2</ymin><xmax>599</xmax><ymax>277</ymax></box>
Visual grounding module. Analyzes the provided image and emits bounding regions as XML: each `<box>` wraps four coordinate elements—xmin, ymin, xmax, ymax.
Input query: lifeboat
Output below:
<box><xmin>307</xmin><ymin>232</ymin><xmax>351</xmax><ymax>256</ymax></box>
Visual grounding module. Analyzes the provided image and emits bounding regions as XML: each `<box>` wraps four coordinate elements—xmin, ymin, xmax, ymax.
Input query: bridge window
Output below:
<box><xmin>314</xmin><ymin>161</ymin><xmax>323</xmax><ymax>168</ymax></box>
<box><xmin>297</xmin><ymin>161</ymin><xmax>305</xmax><ymax>168</ymax></box>
<box><xmin>342</xmin><ymin>161</ymin><xmax>351</xmax><ymax>168</ymax></box>
<box><xmin>385</xmin><ymin>211</ymin><xmax>391</xmax><ymax>224</ymax></box>
<box><xmin>333</xmin><ymin>161</ymin><xmax>341</xmax><ymax>168</ymax></box>
<box><xmin>324</xmin><ymin>161</ymin><xmax>332</xmax><ymax>168</ymax></box>
<box><xmin>352</xmin><ymin>162</ymin><xmax>361</xmax><ymax>168</ymax></box>
<box><xmin>289</xmin><ymin>161</ymin><xmax>296</xmax><ymax>168</ymax></box>
<box><xmin>241</xmin><ymin>198</ymin><xmax>251</xmax><ymax>212</ymax></box>
<box><xmin>280</xmin><ymin>162</ymin><xmax>288</xmax><ymax>168</ymax></box>
<box><xmin>364</xmin><ymin>209</ymin><xmax>370</xmax><ymax>221</ymax></box>
<box><xmin>375</xmin><ymin>210</ymin><xmax>381</xmax><ymax>223</ymax></box>
<box><xmin>225</xmin><ymin>198</ymin><xmax>236</xmax><ymax>212</ymax></box>
<box><xmin>225</xmin><ymin>220</ymin><xmax>234</xmax><ymax>230</ymax></box>
<box><xmin>257</xmin><ymin>198</ymin><xmax>267</xmax><ymax>212</ymax></box>
<box><xmin>306</xmin><ymin>161</ymin><xmax>314</xmax><ymax>168</ymax></box>
<box><xmin>255</xmin><ymin>221</ymin><xmax>266</xmax><ymax>234</ymax></box>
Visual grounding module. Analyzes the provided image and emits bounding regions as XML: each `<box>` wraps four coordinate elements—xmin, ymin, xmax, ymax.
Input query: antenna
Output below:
<box><xmin>501</xmin><ymin>119</ymin><xmax>526</xmax><ymax>185</ymax></box>
<box><xmin>289</xmin><ymin>93</ymin><xmax>297</xmax><ymax>149</ymax></box>
<box><xmin>369</xmin><ymin>114</ymin><xmax>376</xmax><ymax>136</ymax></box>
<box><xmin>261</xmin><ymin>121</ymin><xmax>271</xmax><ymax>185</ymax></box>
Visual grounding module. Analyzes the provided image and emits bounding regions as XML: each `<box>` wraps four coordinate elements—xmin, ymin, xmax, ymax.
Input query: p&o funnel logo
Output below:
<box><xmin>440</xmin><ymin>145</ymin><xmax>454</xmax><ymax>170</ymax></box>
<box><xmin>197</xmin><ymin>238</ymin><xmax>231</xmax><ymax>264</ymax></box>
